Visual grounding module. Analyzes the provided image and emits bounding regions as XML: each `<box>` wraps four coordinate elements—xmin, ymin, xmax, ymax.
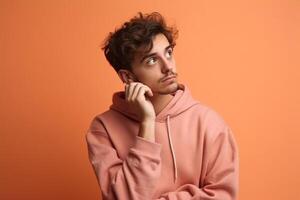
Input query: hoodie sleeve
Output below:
<box><xmin>156</xmin><ymin>124</ymin><xmax>239</xmax><ymax>200</ymax></box>
<box><xmin>85</xmin><ymin>117</ymin><xmax>162</xmax><ymax>200</ymax></box>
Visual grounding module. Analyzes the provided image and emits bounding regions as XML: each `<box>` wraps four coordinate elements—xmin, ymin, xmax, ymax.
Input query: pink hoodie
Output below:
<box><xmin>85</xmin><ymin>83</ymin><xmax>239</xmax><ymax>200</ymax></box>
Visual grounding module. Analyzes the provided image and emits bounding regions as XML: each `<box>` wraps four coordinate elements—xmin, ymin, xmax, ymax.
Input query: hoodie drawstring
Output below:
<box><xmin>166</xmin><ymin>115</ymin><xmax>178</xmax><ymax>183</ymax></box>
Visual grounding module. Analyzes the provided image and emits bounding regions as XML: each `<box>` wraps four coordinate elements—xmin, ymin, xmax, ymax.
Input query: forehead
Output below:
<box><xmin>150</xmin><ymin>33</ymin><xmax>170</xmax><ymax>50</ymax></box>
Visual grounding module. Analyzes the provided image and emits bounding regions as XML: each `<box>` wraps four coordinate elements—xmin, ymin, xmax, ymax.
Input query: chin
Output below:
<box><xmin>158</xmin><ymin>82</ymin><xmax>179</xmax><ymax>95</ymax></box>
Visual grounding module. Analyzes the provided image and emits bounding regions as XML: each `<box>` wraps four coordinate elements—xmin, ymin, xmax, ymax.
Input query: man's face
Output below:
<box><xmin>129</xmin><ymin>33</ymin><xmax>179</xmax><ymax>95</ymax></box>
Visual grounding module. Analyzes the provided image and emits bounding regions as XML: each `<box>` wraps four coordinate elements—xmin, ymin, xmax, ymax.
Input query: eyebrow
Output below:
<box><xmin>140</xmin><ymin>44</ymin><xmax>173</xmax><ymax>63</ymax></box>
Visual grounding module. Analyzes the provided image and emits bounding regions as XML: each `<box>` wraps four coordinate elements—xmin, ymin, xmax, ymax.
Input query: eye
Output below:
<box><xmin>146</xmin><ymin>57</ymin><xmax>157</xmax><ymax>65</ymax></box>
<box><xmin>166</xmin><ymin>48</ymin><xmax>173</xmax><ymax>58</ymax></box>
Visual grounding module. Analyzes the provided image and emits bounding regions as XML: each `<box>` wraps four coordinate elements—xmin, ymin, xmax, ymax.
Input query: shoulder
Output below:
<box><xmin>194</xmin><ymin>102</ymin><xmax>232</xmax><ymax>141</ymax></box>
<box><xmin>191</xmin><ymin>101</ymin><xmax>227</xmax><ymax>124</ymax></box>
<box><xmin>87</xmin><ymin>108</ymin><xmax>131</xmax><ymax>132</ymax></box>
<box><xmin>87</xmin><ymin>109</ymin><xmax>116</xmax><ymax>132</ymax></box>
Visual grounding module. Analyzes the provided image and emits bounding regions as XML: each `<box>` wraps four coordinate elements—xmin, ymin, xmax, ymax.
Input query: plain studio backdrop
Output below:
<box><xmin>1</xmin><ymin>0</ymin><xmax>299</xmax><ymax>199</ymax></box>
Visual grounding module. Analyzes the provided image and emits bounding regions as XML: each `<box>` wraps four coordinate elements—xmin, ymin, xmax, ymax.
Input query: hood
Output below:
<box><xmin>109</xmin><ymin>83</ymin><xmax>199</xmax><ymax>183</ymax></box>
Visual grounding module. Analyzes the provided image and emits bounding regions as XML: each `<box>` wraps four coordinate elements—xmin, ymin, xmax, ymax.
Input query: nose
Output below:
<box><xmin>160</xmin><ymin>56</ymin><xmax>173</xmax><ymax>73</ymax></box>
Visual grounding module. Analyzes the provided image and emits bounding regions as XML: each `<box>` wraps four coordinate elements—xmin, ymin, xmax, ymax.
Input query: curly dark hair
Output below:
<box><xmin>101</xmin><ymin>11</ymin><xmax>179</xmax><ymax>73</ymax></box>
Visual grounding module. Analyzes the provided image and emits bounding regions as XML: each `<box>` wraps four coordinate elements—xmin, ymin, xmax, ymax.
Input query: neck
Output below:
<box><xmin>148</xmin><ymin>93</ymin><xmax>175</xmax><ymax>116</ymax></box>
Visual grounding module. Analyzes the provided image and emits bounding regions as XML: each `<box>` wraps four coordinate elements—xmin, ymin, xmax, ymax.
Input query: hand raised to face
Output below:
<box><xmin>124</xmin><ymin>82</ymin><xmax>156</xmax><ymax>122</ymax></box>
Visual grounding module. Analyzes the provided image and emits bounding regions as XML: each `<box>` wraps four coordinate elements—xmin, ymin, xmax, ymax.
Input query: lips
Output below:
<box><xmin>162</xmin><ymin>75</ymin><xmax>176</xmax><ymax>82</ymax></box>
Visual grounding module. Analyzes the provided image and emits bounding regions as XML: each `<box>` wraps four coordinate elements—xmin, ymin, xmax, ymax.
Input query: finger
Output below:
<box><xmin>131</xmin><ymin>83</ymin><xmax>142</xmax><ymax>100</ymax></box>
<box><xmin>136</xmin><ymin>86</ymin><xmax>146</xmax><ymax>101</ymax></box>
<box><xmin>136</xmin><ymin>85</ymin><xmax>152</xmax><ymax>101</ymax></box>
<box><xmin>125</xmin><ymin>83</ymin><xmax>129</xmax><ymax>100</ymax></box>
<box><xmin>128</xmin><ymin>82</ymin><xmax>138</xmax><ymax>101</ymax></box>
<box><xmin>143</xmin><ymin>85</ymin><xmax>153</xmax><ymax>97</ymax></box>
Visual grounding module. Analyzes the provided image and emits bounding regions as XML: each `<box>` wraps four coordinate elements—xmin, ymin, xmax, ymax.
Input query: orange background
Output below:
<box><xmin>1</xmin><ymin>0</ymin><xmax>299</xmax><ymax>199</ymax></box>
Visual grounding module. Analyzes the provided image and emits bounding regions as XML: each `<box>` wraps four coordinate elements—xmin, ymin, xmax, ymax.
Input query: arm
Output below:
<box><xmin>156</xmin><ymin>126</ymin><xmax>239</xmax><ymax>200</ymax></box>
<box><xmin>86</xmin><ymin>117</ymin><xmax>162</xmax><ymax>200</ymax></box>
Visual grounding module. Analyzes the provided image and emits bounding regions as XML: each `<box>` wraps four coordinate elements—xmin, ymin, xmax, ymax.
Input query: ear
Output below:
<box><xmin>117</xmin><ymin>69</ymin><xmax>136</xmax><ymax>84</ymax></box>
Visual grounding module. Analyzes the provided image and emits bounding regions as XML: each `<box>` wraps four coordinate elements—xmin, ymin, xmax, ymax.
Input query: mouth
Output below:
<box><xmin>161</xmin><ymin>75</ymin><xmax>177</xmax><ymax>82</ymax></box>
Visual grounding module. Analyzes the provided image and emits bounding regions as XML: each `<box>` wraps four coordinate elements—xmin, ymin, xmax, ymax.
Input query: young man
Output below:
<box><xmin>85</xmin><ymin>12</ymin><xmax>239</xmax><ymax>200</ymax></box>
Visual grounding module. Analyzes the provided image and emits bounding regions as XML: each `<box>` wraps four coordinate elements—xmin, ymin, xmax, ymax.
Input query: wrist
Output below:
<box><xmin>139</xmin><ymin>119</ymin><xmax>155</xmax><ymax>142</ymax></box>
<box><xmin>141</xmin><ymin>118</ymin><xmax>155</xmax><ymax>124</ymax></box>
